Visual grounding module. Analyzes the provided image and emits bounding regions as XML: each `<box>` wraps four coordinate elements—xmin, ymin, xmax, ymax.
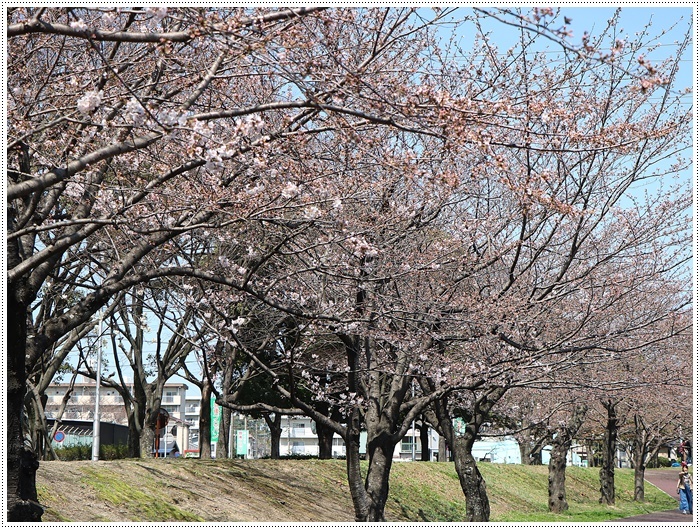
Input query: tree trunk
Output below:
<box><xmin>199</xmin><ymin>382</ymin><xmax>212</xmax><ymax>459</ymax></box>
<box><xmin>632</xmin><ymin>414</ymin><xmax>648</xmax><ymax>501</ymax></box>
<box><xmin>519</xmin><ymin>441</ymin><xmax>532</xmax><ymax>465</ymax></box>
<box><xmin>216</xmin><ymin>405</ymin><xmax>232</xmax><ymax>459</ymax></box>
<box><xmin>126</xmin><ymin>412</ymin><xmax>141</xmax><ymax>458</ymax></box>
<box><xmin>265</xmin><ymin>414</ymin><xmax>282</xmax><ymax>460</ymax></box>
<box><xmin>216</xmin><ymin>357</ymin><xmax>235</xmax><ymax>459</ymax></box>
<box><xmin>139</xmin><ymin>421</ymin><xmax>156</xmax><ymax>458</ymax></box>
<box><xmin>517</xmin><ymin>434</ymin><xmax>544</xmax><ymax>465</ymax></box>
<box><xmin>363</xmin><ymin>434</ymin><xmax>395</xmax><ymax>521</ymax></box>
<box><xmin>7</xmin><ymin>286</ymin><xmax>44</xmax><ymax>521</ymax></box>
<box><xmin>345</xmin><ymin>408</ymin><xmax>371</xmax><ymax>521</ymax></box>
<box><xmin>547</xmin><ymin>405</ymin><xmax>587</xmax><ymax>513</ymax></box>
<box><xmin>8</xmin><ymin>161</ymin><xmax>44</xmax><ymax>520</ymax></box>
<box><xmin>427</xmin><ymin>396</ymin><xmax>490</xmax><ymax>521</ymax></box>
<box><xmin>420</xmin><ymin>421</ymin><xmax>430</xmax><ymax>461</ymax></box>
<box><xmin>427</xmin><ymin>387</ymin><xmax>507</xmax><ymax>522</ymax></box>
<box><xmin>124</xmin><ymin>385</ymin><xmax>146</xmax><ymax>458</ymax></box>
<box><xmin>633</xmin><ymin>462</ymin><xmax>646</xmax><ymax>502</ymax></box>
<box><xmin>548</xmin><ymin>439</ymin><xmax>569</xmax><ymax>513</ymax></box>
<box><xmin>438</xmin><ymin>436</ymin><xmax>448</xmax><ymax>462</ymax></box>
<box><xmin>531</xmin><ymin>450</ymin><xmax>543</xmax><ymax>465</ymax></box>
<box><xmin>25</xmin><ymin>387</ymin><xmax>48</xmax><ymax>460</ymax></box>
<box><xmin>316</xmin><ymin>419</ymin><xmax>334</xmax><ymax>459</ymax></box>
<box><xmin>139</xmin><ymin>388</ymin><xmax>164</xmax><ymax>459</ymax></box>
<box><xmin>599</xmin><ymin>400</ymin><xmax>618</xmax><ymax>505</ymax></box>
<box><xmin>453</xmin><ymin>435</ymin><xmax>490</xmax><ymax>521</ymax></box>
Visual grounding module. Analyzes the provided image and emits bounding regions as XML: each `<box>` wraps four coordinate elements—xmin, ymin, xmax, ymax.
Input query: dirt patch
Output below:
<box><xmin>37</xmin><ymin>459</ymin><xmax>358</xmax><ymax>522</ymax></box>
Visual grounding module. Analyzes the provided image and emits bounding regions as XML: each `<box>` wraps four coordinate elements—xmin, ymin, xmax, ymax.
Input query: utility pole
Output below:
<box><xmin>91</xmin><ymin>312</ymin><xmax>103</xmax><ymax>462</ymax></box>
<box><xmin>228</xmin><ymin>414</ymin><xmax>234</xmax><ymax>458</ymax></box>
<box><xmin>411</xmin><ymin>381</ymin><xmax>416</xmax><ymax>462</ymax></box>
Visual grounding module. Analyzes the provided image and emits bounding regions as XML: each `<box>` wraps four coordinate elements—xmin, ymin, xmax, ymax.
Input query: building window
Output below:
<box><xmin>401</xmin><ymin>436</ymin><xmax>420</xmax><ymax>452</ymax></box>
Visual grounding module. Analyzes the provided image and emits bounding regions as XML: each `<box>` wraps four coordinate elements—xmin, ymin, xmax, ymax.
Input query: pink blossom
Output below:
<box><xmin>76</xmin><ymin>90</ymin><xmax>102</xmax><ymax>115</ymax></box>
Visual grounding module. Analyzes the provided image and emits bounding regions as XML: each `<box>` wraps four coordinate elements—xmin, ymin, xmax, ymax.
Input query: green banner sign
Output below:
<box><xmin>236</xmin><ymin>430</ymin><xmax>249</xmax><ymax>457</ymax></box>
<box><xmin>210</xmin><ymin>396</ymin><xmax>221</xmax><ymax>443</ymax></box>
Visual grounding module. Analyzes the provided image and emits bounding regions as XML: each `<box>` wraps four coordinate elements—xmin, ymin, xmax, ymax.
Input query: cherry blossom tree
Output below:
<box><xmin>7</xmin><ymin>7</ymin><xmax>476</xmax><ymax>519</ymax></box>
<box><xmin>584</xmin><ymin>313</ymin><xmax>693</xmax><ymax>503</ymax></box>
<box><xmin>7</xmin><ymin>6</ymin><xmax>691</xmax><ymax>523</ymax></box>
<box><xmin>84</xmin><ymin>283</ymin><xmax>197</xmax><ymax>458</ymax></box>
<box><xmin>415</xmin><ymin>9</ymin><xmax>691</xmax><ymax>518</ymax></box>
<box><xmin>623</xmin><ymin>324</ymin><xmax>693</xmax><ymax>501</ymax></box>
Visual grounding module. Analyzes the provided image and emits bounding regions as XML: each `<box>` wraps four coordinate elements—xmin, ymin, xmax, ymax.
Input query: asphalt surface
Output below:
<box><xmin>608</xmin><ymin>468</ymin><xmax>694</xmax><ymax>523</ymax></box>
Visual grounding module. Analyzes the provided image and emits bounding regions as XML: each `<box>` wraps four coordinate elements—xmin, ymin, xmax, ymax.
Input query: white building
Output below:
<box><xmin>45</xmin><ymin>379</ymin><xmax>191</xmax><ymax>453</ymax></box>
<box><xmin>279</xmin><ymin>416</ymin><xmax>441</xmax><ymax>461</ymax></box>
<box><xmin>184</xmin><ymin>395</ymin><xmax>202</xmax><ymax>452</ymax></box>
<box><xmin>280</xmin><ymin>416</ymin><xmax>346</xmax><ymax>457</ymax></box>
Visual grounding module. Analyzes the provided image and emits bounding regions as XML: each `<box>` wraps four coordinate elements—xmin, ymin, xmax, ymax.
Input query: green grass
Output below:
<box><xmin>36</xmin><ymin>484</ymin><xmax>72</xmax><ymax>522</ymax></box>
<box><xmin>480</xmin><ymin>463</ymin><xmax>678</xmax><ymax>522</ymax></box>
<box><xmin>387</xmin><ymin>462</ymin><xmax>464</xmax><ymax>521</ymax></box>
<box><xmin>79</xmin><ymin>466</ymin><xmax>204</xmax><ymax>521</ymax></box>
<box><xmin>38</xmin><ymin>458</ymin><xmax>678</xmax><ymax>522</ymax></box>
<box><xmin>386</xmin><ymin>462</ymin><xmax>677</xmax><ymax>522</ymax></box>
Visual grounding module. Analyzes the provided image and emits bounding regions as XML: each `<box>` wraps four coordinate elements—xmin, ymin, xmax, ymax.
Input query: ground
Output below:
<box><xmin>35</xmin><ymin>458</ymin><xmax>679</xmax><ymax>522</ymax></box>
<box><xmin>37</xmin><ymin>458</ymin><xmax>357</xmax><ymax>522</ymax></box>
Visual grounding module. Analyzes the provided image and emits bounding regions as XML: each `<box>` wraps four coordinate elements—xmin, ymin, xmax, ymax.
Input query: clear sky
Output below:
<box><xmin>444</xmin><ymin>6</ymin><xmax>693</xmax><ymax>87</ymax></box>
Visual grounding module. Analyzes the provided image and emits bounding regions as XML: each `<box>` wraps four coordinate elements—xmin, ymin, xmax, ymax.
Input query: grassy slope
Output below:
<box><xmin>36</xmin><ymin>458</ymin><xmax>676</xmax><ymax>522</ymax></box>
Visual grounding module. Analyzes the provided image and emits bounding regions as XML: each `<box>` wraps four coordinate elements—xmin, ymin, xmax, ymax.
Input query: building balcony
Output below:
<box><xmin>48</xmin><ymin>395</ymin><xmax>124</xmax><ymax>406</ymax></box>
<box><xmin>282</xmin><ymin>427</ymin><xmax>314</xmax><ymax>438</ymax></box>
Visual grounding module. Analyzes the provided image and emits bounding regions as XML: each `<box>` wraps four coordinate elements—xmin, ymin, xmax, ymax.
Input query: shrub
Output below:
<box><xmin>54</xmin><ymin>444</ymin><xmax>130</xmax><ymax>461</ymax></box>
<box><xmin>54</xmin><ymin>444</ymin><xmax>91</xmax><ymax>461</ymax></box>
<box><xmin>101</xmin><ymin>444</ymin><xmax>130</xmax><ymax>460</ymax></box>
<box><xmin>656</xmin><ymin>456</ymin><xmax>671</xmax><ymax>468</ymax></box>
<box><xmin>648</xmin><ymin>456</ymin><xmax>672</xmax><ymax>468</ymax></box>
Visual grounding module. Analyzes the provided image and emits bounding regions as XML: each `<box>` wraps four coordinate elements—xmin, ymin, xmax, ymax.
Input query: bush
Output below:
<box><xmin>54</xmin><ymin>444</ymin><xmax>92</xmax><ymax>461</ymax></box>
<box><xmin>101</xmin><ymin>444</ymin><xmax>130</xmax><ymax>460</ymax></box>
<box><xmin>54</xmin><ymin>444</ymin><xmax>130</xmax><ymax>461</ymax></box>
<box><xmin>648</xmin><ymin>456</ymin><xmax>671</xmax><ymax>468</ymax></box>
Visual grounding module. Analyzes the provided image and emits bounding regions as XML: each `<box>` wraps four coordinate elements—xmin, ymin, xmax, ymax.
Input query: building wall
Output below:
<box><xmin>46</xmin><ymin>381</ymin><xmax>188</xmax><ymax>421</ymax></box>
<box><xmin>279</xmin><ymin>416</ymin><xmax>345</xmax><ymax>457</ymax></box>
<box><xmin>45</xmin><ymin>380</ymin><xmax>190</xmax><ymax>452</ymax></box>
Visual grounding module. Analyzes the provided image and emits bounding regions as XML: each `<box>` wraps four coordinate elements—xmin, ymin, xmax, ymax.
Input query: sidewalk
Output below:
<box><xmin>608</xmin><ymin>468</ymin><xmax>694</xmax><ymax>523</ymax></box>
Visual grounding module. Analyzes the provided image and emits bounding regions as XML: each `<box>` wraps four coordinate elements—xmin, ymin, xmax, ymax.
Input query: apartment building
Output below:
<box><xmin>45</xmin><ymin>379</ymin><xmax>190</xmax><ymax>452</ymax></box>
<box><xmin>279</xmin><ymin>416</ymin><xmax>441</xmax><ymax>461</ymax></box>
<box><xmin>184</xmin><ymin>395</ymin><xmax>202</xmax><ymax>451</ymax></box>
<box><xmin>279</xmin><ymin>416</ymin><xmax>347</xmax><ymax>457</ymax></box>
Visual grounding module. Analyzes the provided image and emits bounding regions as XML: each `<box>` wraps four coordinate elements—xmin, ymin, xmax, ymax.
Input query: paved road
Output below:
<box><xmin>608</xmin><ymin>468</ymin><xmax>693</xmax><ymax>523</ymax></box>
